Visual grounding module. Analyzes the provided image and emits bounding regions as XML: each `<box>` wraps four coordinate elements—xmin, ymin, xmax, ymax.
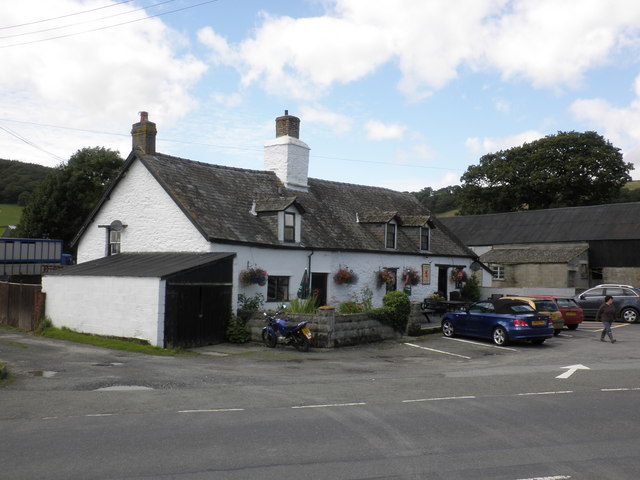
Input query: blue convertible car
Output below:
<box><xmin>441</xmin><ymin>299</ymin><xmax>554</xmax><ymax>346</ymax></box>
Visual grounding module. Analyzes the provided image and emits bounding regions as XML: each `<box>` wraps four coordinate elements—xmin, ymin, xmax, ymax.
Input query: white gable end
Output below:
<box><xmin>77</xmin><ymin>159</ymin><xmax>209</xmax><ymax>263</ymax></box>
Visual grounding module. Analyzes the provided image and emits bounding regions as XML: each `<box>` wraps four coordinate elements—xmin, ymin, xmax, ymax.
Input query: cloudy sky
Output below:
<box><xmin>2</xmin><ymin>0</ymin><xmax>640</xmax><ymax>192</ymax></box>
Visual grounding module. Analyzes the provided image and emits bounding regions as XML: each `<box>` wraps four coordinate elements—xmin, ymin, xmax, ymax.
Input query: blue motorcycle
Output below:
<box><xmin>262</xmin><ymin>311</ymin><xmax>312</xmax><ymax>352</ymax></box>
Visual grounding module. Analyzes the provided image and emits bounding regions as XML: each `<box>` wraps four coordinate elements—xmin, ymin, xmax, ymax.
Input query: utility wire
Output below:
<box><xmin>0</xmin><ymin>0</ymin><xmax>220</xmax><ymax>49</ymax></box>
<box><xmin>0</xmin><ymin>125</ymin><xmax>66</xmax><ymax>163</ymax></box>
<box><xmin>0</xmin><ymin>0</ymin><xmax>135</xmax><ymax>30</ymax></box>
<box><xmin>0</xmin><ymin>118</ymin><xmax>459</xmax><ymax>172</ymax></box>
<box><xmin>0</xmin><ymin>0</ymin><xmax>180</xmax><ymax>40</ymax></box>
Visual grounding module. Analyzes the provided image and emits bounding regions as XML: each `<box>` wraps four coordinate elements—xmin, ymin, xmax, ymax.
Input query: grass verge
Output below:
<box><xmin>37</xmin><ymin>325</ymin><xmax>191</xmax><ymax>356</ymax></box>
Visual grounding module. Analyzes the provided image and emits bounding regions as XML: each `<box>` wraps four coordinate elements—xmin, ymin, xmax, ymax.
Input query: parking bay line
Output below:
<box><xmin>404</xmin><ymin>342</ymin><xmax>471</xmax><ymax>359</ymax></box>
<box><xmin>442</xmin><ymin>337</ymin><xmax>518</xmax><ymax>352</ymax></box>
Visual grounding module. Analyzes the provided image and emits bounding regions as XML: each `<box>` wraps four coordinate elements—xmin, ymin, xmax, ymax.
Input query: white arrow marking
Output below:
<box><xmin>556</xmin><ymin>364</ymin><xmax>590</xmax><ymax>379</ymax></box>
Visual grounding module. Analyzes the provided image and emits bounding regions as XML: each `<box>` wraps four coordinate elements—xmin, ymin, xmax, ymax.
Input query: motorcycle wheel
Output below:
<box><xmin>262</xmin><ymin>330</ymin><xmax>277</xmax><ymax>348</ymax></box>
<box><xmin>292</xmin><ymin>332</ymin><xmax>310</xmax><ymax>352</ymax></box>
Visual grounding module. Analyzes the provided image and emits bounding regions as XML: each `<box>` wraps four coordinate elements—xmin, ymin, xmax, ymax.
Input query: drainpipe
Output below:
<box><xmin>307</xmin><ymin>250</ymin><xmax>314</xmax><ymax>293</ymax></box>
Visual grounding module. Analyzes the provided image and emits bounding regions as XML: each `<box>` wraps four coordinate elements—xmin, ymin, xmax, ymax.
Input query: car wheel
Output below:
<box><xmin>620</xmin><ymin>307</ymin><xmax>639</xmax><ymax>323</ymax></box>
<box><xmin>493</xmin><ymin>326</ymin><xmax>509</xmax><ymax>346</ymax></box>
<box><xmin>531</xmin><ymin>338</ymin><xmax>545</xmax><ymax>345</ymax></box>
<box><xmin>441</xmin><ymin>319</ymin><xmax>455</xmax><ymax>337</ymax></box>
<box><xmin>553</xmin><ymin>329</ymin><xmax>562</xmax><ymax>336</ymax></box>
<box><xmin>567</xmin><ymin>324</ymin><xmax>578</xmax><ymax>330</ymax></box>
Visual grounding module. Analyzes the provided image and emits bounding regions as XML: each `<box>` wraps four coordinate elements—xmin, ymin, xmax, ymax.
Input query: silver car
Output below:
<box><xmin>574</xmin><ymin>284</ymin><xmax>640</xmax><ymax>323</ymax></box>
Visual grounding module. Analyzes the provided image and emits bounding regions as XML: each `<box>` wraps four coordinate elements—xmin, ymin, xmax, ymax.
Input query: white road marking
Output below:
<box><xmin>178</xmin><ymin>408</ymin><xmax>244</xmax><ymax>413</ymax></box>
<box><xmin>403</xmin><ymin>395</ymin><xmax>476</xmax><ymax>403</ymax></box>
<box><xmin>443</xmin><ymin>336</ymin><xmax>518</xmax><ymax>351</ymax></box>
<box><xmin>292</xmin><ymin>402</ymin><xmax>366</xmax><ymax>409</ymax></box>
<box><xmin>514</xmin><ymin>475</ymin><xmax>571</xmax><ymax>480</ymax></box>
<box><xmin>517</xmin><ymin>391</ymin><xmax>573</xmax><ymax>396</ymax></box>
<box><xmin>85</xmin><ymin>413</ymin><xmax>114</xmax><ymax>417</ymax></box>
<box><xmin>556</xmin><ymin>364</ymin><xmax>590</xmax><ymax>379</ymax></box>
<box><xmin>404</xmin><ymin>342</ymin><xmax>471</xmax><ymax>359</ymax></box>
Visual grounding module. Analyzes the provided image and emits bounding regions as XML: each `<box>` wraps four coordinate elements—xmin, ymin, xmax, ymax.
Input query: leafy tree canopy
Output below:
<box><xmin>15</xmin><ymin>147</ymin><xmax>123</xmax><ymax>253</ymax></box>
<box><xmin>457</xmin><ymin>131</ymin><xmax>633</xmax><ymax>215</ymax></box>
<box><xmin>414</xmin><ymin>185</ymin><xmax>461</xmax><ymax>214</ymax></box>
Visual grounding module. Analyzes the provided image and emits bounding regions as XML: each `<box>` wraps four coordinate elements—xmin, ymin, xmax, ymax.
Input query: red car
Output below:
<box><xmin>532</xmin><ymin>295</ymin><xmax>584</xmax><ymax>330</ymax></box>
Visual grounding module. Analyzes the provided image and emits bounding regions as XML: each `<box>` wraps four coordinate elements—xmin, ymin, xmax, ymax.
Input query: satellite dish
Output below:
<box><xmin>110</xmin><ymin>220</ymin><xmax>124</xmax><ymax>232</ymax></box>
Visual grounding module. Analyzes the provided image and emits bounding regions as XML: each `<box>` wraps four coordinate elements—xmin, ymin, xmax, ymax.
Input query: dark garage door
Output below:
<box><xmin>164</xmin><ymin>284</ymin><xmax>231</xmax><ymax>348</ymax></box>
<box><xmin>163</xmin><ymin>255</ymin><xmax>234</xmax><ymax>348</ymax></box>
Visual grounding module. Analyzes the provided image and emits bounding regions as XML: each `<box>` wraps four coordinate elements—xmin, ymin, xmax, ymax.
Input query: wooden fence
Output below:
<box><xmin>0</xmin><ymin>281</ymin><xmax>45</xmax><ymax>331</ymax></box>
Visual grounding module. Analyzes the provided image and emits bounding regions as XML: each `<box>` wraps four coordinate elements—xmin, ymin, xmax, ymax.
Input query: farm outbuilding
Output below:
<box><xmin>43</xmin><ymin>252</ymin><xmax>234</xmax><ymax>347</ymax></box>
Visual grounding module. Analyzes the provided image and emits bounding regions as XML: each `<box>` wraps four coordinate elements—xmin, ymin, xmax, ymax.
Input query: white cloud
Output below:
<box><xmin>299</xmin><ymin>105</ymin><xmax>353</xmax><ymax>134</ymax></box>
<box><xmin>198</xmin><ymin>0</ymin><xmax>640</xmax><ymax>101</ymax></box>
<box><xmin>570</xmin><ymin>79</ymin><xmax>640</xmax><ymax>179</ymax></box>
<box><xmin>465</xmin><ymin>130</ymin><xmax>544</xmax><ymax>156</ymax></box>
<box><xmin>0</xmin><ymin>1</ymin><xmax>206</xmax><ymax>166</ymax></box>
<box><xmin>365</xmin><ymin>120</ymin><xmax>407</xmax><ymax>141</ymax></box>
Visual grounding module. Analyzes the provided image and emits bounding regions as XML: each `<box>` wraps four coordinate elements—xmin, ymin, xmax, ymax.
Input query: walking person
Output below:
<box><xmin>596</xmin><ymin>295</ymin><xmax>617</xmax><ymax>343</ymax></box>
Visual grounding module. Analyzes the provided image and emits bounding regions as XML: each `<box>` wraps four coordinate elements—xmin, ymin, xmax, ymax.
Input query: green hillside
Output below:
<box><xmin>0</xmin><ymin>204</ymin><xmax>23</xmax><ymax>235</ymax></box>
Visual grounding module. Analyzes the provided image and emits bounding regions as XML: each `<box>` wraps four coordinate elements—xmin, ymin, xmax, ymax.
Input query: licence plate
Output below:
<box><xmin>531</xmin><ymin>320</ymin><xmax>545</xmax><ymax>325</ymax></box>
<box><xmin>301</xmin><ymin>327</ymin><xmax>312</xmax><ymax>339</ymax></box>
<box><xmin>565</xmin><ymin>312</ymin><xmax>576</xmax><ymax>316</ymax></box>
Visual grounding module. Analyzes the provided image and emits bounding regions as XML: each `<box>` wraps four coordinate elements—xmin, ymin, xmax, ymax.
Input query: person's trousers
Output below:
<box><xmin>601</xmin><ymin>321</ymin><xmax>614</xmax><ymax>341</ymax></box>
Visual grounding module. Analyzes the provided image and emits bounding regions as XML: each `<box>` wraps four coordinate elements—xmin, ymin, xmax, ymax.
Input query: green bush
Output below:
<box><xmin>338</xmin><ymin>300</ymin><xmax>361</xmax><ymax>314</ymax></box>
<box><xmin>237</xmin><ymin>293</ymin><xmax>264</xmax><ymax>322</ymax></box>
<box><xmin>369</xmin><ymin>291</ymin><xmax>411</xmax><ymax>332</ymax></box>
<box><xmin>288</xmin><ymin>296</ymin><xmax>319</xmax><ymax>313</ymax></box>
<box><xmin>226</xmin><ymin>314</ymin><xmax>251</xmax><ymax>344</ymax></box>
<box><xmin>460</xmin><ymin>274</ymin><xmax>481</xmax><ymax>302</ymax></box>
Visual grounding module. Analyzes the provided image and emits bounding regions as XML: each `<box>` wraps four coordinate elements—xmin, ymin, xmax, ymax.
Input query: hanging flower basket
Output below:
<box><xmin>333</xmin><ymin>267</ymin><xmax>358</xmax><ymax>285</ymax></box>
<box><xmin>377</xmin><ymin>269</ymin><xmax>395</xmax><ymax>286</ymax></box>
<box><xmin>402</xmin><ymin>267</ymin><xmax>420</xmax><ymax>286</ymax></box>
<box><xmin>450</xmin><ymin>268</ymin><xmax>468</xmax><ymax>283</ymax></box>
<box><xmin>239</xmin><ymin>267</ymin><xmax>267</xmax><ymax>286</ymax></box>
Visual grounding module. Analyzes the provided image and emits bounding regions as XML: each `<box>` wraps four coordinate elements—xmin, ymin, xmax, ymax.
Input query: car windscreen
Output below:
<box><xmin>533</xmin><ymin>299</ymin><xmax>558</xmax><ymax>311</ymax></box>
<box><xmin>555</xmin><ymin>298</ymin><xmax>578</xmax><ymax>308</ymax></box>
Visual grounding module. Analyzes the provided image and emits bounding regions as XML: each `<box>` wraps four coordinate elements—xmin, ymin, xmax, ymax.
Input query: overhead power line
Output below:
<box><xmin>0</xmin><ymin>124</ymin><xmax>66</xmax><ymax>163</ymax></box>
<box><xmin>0</xmin><ymin>117</ymin><xmax>460</xmax><ymax>172</ymax></box>
<box><xmin>0</xmin><ymin>0</ymin><xmax>135</xmax><ymax>30</ymax></box>
<box><xmin>0</xmin><ymin>0</ymin><xmax>220</xmax><ymax>49</ymax></box>
<box><xmin>0</xmin><ymin>0</ymin><xmax>180</xmax><ymax>41</ymax></box>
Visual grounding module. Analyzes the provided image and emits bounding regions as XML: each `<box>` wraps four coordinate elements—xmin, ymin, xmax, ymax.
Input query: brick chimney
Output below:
<box><xmin>131</xmin><ymin>111</ymin><xmax>156</xmax><ymax>154</ymax></box>
<box><xmin>264</xmin><ymin>111</ymin><xmax>310</xmax><ymax>192</ymax></box>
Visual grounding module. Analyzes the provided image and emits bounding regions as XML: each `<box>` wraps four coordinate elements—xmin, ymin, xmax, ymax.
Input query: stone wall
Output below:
<box><xmin>247</xmin><ymin>306</ymin><xmax>408</xmax><ymax>348</ymax></box>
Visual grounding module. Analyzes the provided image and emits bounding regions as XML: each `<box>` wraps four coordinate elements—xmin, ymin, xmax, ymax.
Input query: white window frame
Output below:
<box><xmin>109</xmin><ymin>229</ymin><xmax>121</xmax><ymax>255</ymax></box>
<box><xmin>491</xmin><ymin>263</ymin><xmax>504</xmax><ymax>281</ymax></box>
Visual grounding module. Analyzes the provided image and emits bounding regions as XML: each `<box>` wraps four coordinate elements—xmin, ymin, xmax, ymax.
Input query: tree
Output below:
<box><xmin>16</xmin><ymin>147</ymin><xmax>124</xmax><ymax>253</ymax></box>
<box><xmin>458</xmin><ymin>131</ymin><xmax>633</xmax><ymax>214</ymax></box>
<box><xmin>414</xmin><ymin>185</ymin><xmax>462</xmax><ymax>214</ymax></box>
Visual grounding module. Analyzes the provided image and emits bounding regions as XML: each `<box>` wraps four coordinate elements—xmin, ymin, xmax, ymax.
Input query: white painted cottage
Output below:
<box><xmin>42</xmin><ymin>112</ymin><xmax>480</xmax><ymax>347</ymax></box>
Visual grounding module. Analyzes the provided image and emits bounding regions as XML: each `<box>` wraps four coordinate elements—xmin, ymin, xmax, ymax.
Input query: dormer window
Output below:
<box><xmin>284</xmin><ymin>212</ymin><xmax>295</xmax><ymax>242</ymax></box>
<box><xmin>386</xmin><ymin>223</ymin><xmax>396</xmax><ymax>249</ymax></box>
<box><xmin>420</xmin><ymin>226</ymin><xmax>430</xmax><ymax>251</ymax></box>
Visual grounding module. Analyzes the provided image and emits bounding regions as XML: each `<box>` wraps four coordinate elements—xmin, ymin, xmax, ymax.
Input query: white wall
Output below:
<box><xmin>77</xmin><ymin>160</ymin><xmax>210</xmax><ymax>263</ymax></box>
<box><xmin>228</xmin><ymin>242</ymin><xmax>473</xmax><ymax>308</ymax></box>
<box><xmin>42</xmin><ymin>275</ymin><xmax>165</xmax><ymax>346</ymax></box>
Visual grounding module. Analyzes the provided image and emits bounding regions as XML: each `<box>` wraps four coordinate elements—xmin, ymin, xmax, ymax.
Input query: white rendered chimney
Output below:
<box><xmin>264</xmin><ymin>111</ymin><xmax>310</xmax><ymax>192</ymax></box>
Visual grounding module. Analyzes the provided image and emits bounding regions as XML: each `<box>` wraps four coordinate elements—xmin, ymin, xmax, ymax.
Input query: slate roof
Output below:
<box><xmin>45</xmin><ymin>252</ymin><xmax>234</xmax><ymax>278</ymax></box>
<box><xmin>76</xmin><ymin>151</ymin><xmax>475</xmax><ymax>259</ymax></box>
<box><xmin>480</xmin><ymin>243</ymin><xmax>588</xmax><ymax>264</ymax></box>
<box><xmin>438</xmin><ymin>202</ymin><xmax>640</xmax><ymax>246</ymax></box>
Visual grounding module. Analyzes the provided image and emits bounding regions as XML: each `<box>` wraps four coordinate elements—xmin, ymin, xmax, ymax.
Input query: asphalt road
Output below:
<box><xmin>1</xmin><ymin>320</ymin><xmax>639</xmax><ymax>480</ymax></box>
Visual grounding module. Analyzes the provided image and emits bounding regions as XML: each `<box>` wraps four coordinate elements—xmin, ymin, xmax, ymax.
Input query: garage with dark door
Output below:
<box><xmin>43</xmin><ymin>252</ymin><xmax>235</xmax><ymax>348</ymax></box>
